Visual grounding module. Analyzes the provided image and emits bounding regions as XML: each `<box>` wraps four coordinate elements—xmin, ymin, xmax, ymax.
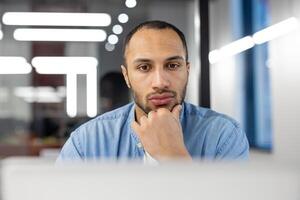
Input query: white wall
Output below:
<box><xmin>209</xmin><ymin>0</ymin><xmax>300</xmax><ymax>163</ymax></box>
<box><xmin>269</xmin><ymin>0</ymin><xmax>300</xmax><ymax>162</ymax></box>
<box><xmin>0</xmin><ymin>2</ymin><xmax>32</xmax><ymax>122</ymax></box>
<box><xmin>209</xmin><ymin>0</ymin><xmax>241</xmax><ymax>121</ymax></box>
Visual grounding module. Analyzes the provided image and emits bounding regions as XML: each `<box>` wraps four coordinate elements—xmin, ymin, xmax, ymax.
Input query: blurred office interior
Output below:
<box><xmin>0</xmin><ymin>0</ymin><xmax>299</xmax><ymax>165</ymax></box>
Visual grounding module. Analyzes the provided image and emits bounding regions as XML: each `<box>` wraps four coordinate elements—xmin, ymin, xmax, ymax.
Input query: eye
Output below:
<box><xmin>166</xmin><ymin>63</ymin><xmax>180</xmax><ymax>70</ymax></box>
<box><xmin>137</xmin><ymin>64</ymin><xmax>151</xmax><ymax>72</ymax></box>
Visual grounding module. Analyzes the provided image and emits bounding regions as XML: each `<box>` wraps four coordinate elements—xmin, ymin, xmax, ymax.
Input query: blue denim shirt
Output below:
<box><xmin>57</xmin><ymin>102</ymin><xmax>249</xmax><ymax>161</ymax></box>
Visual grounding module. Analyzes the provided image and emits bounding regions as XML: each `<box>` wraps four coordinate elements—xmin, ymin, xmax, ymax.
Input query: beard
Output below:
<box><xmin>129</xmin><ymin>81</ymin><xmax>187</xmax><ymax>114</ymax></box>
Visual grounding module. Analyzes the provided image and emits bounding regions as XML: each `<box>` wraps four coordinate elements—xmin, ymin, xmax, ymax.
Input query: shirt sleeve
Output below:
<box><xmin>215</xmin><ymin>124</ymin><xmax>249</xmax><ymax>160</ymax></box>
<box><xmin>56</xmin><ymin>131</ymin><xmax>83</xmax><ymax>163</ymax></box>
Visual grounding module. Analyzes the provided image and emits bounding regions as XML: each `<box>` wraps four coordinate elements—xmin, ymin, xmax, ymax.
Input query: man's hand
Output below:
<box><xmin>131</xmin><ymin>104</ymin><xmax>192</xmax><ymax>160</ymax></box>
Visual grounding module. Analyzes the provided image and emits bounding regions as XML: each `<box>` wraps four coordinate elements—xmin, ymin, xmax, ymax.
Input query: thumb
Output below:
<box><xmin>171</xmin><ymin>104</ymin><xmax>182</xmax><ymax>120</ymax></box>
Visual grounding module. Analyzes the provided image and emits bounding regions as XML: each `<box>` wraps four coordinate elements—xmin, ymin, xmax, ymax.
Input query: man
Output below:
<box><xmin>57</xmin><ymin>20</ymin><xmax>249</xmax><ymax>162</ymax></box>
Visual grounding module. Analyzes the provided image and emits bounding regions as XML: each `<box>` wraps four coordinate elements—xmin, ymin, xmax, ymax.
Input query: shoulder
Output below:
<box><xmin>183</xmin><ymin>102</ymin><xmax>249</xmax><ymax>159</ymax></box>
<box><xmin>91</xmin><ymin>102</ymin><xmax>134</xmax><ymax>122</ymax></box>
<box><xmin>68</xmin><ymin>103</ymin><xmax>134</xmax><ymax>144</ymax></box>
<box><xmin>183</xmin><ymin>102</ymin><xmax>240</xmax><ymax>129</ymax></box>
<box><xmin>75</xmin><ymin>103</ymin><xmax>134</xmax><ymax>132</ymax></box>
<box><xmin>58</xmin><ymin>103</ymin><xmax>135</xmax><ymax>159</ymax></box>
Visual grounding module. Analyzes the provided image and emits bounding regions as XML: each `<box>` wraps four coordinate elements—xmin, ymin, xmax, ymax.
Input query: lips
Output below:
<box><xmin>148</xmin><ymin>93</ymin><xmax>175</xmax><ymax>106</ymax></box>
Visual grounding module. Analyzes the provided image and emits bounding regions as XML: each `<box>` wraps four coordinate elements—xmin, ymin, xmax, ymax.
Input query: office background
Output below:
<box><xmin>0</xmin><ymin>0</ymin><xmax>299</xmax><ymax>165</ymax></box>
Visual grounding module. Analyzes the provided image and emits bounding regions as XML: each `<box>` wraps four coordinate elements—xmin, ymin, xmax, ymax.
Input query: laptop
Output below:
<box><xmin>1</xmin><ymin>157</ymin><xmax>299</xmax><ymax>200</ymax></box>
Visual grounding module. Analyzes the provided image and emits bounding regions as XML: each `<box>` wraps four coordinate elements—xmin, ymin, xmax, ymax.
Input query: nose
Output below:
<box><xmin>151</xmin><ymin>68</ymin><xmax>170</xmax><ymax>90</ymax></box>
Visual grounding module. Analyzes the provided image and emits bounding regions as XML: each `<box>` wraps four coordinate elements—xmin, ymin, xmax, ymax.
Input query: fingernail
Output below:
<box><xmin>178</xmin><ymin>104</ymin><xmax>182</xmax><ymax>110</ymax></box>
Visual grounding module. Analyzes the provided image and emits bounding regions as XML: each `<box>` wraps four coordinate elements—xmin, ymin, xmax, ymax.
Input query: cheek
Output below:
<box><xmin>172</xmin><ymin>73</ymin><xmax>188</xmax><ymax>89</ymax></box>
<box><xmin>129</xmin><ymin>76</ymin><xmax>148</xmax><ymax>98</ymax></box>
<box><xmin>129</xmin><ymin>72</ymin><xmax>151</xmax><ymax>90</ymax></box>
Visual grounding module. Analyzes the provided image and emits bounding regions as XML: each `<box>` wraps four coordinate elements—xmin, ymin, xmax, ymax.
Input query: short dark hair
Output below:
<box><xmin>122</xmin><ymin>20</ymin><xmax>189</xmax><ymax>66</ymax></box>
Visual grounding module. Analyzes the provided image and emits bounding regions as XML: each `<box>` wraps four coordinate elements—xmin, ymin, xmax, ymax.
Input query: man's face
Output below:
<box><xmin>122</xmin><ymin>28</ymin><xmax>190</xmax><ymax>114</ymax></box>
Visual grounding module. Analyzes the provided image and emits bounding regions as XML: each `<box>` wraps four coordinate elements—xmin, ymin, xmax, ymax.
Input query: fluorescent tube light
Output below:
<box><xmin>209</xmin><ymin>36</ymin><xmax>254</xmax><ymax>64</ymax></box>
<box><xmin>32</xmin><ymin>57</ymin><xmax>98</xmax><ymax>74</ymax></box>
<box><xmin>219</xmin><ymin>36</ymin><xmax>254</xmax><ymax>57</ymax></box>
<box><xmin>32</xmin><ymin>56</ymin><xmax>98</xmax><ymax>117</ymax></box>
<box><xmin>208</xmin><ymin>50</ymin><xmax>221</xmax><ymax>65</ymax></box>
<box><xmin>14</xmin><ymin>86</ymin><xmax>65</xmax><ymax>103</ymax></box>
<box><xmin>253</xmin><ymin>17</ymin><xmax>299</xmax><ymax>44</ymax></box>
<box><xmin>66</xmin><ymin>74</ymin><xmax>77</xmax><ymax>118</ymax></box>
<box><xmin>86</xmin><ymin>71</ymin><xmax>98</xmax><ymax>118</ymax></box>
<box><xmin>14</xmin><ymin>28</ymin><xmax>107</xmax><ymax>42</ymax></box>
<box><xmin>0</xmin><ymin>56</ymin><xmax>32</xmax><ymax>74</ymax></box>
<box><xmin>0</xmin><ymin>30</ymin><xmax>3</xmax><ymax>40</ymax></box>
<box><xmin>3</xmin><ymin>12</ymin><xmax>111</xmax><ymax>27</ymax></box>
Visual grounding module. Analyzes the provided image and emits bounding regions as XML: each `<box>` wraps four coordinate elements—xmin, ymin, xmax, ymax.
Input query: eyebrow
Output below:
<box><xmin>133</xmin><ymin>56</ymin><xmax>185</xmax><ymax>64</ymax></box>
<box><xmin>165</xmin><ymin>56</ymin><xmax>185</xmax><ymax>61</ymax></box>
<box><xmin>133</xmin><ymin>58</ymin><xmax>152</xmax><ymax>64</ymax></box>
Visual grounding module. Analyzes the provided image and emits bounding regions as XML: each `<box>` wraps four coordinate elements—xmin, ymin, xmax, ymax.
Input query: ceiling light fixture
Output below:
<box><xmin>14</xmin><ymin>86</ymin><xmax>65</xmax><ymax>103</ymax></box>
<box><xmin>112</xmin><ymin>24</ymin><xmax>123</xmax><ymax>35</ymax></box>
<box><xmin>209</xmin><ymin>17</ymin><xmax>299</xmax><ymax>64</ymax></box>
<box><xmin>3</xmin><ymin>12</ymin><xmax>111</xmax><ymax>27</ymax></box>
<box><xmin>0</xmin><ymin>23</ymin><xmax>2</xmax><ymax>40</ymax></box>
<box><xmin>32</xmin><ymin>56</ymin><xmax>98</xmax><ymax>118</ymax></box>
<box><xmin>209</xmin><ymin>36</ymin><xmax>254</xmax><ymax>64</ymax></box>
<box><xmin>0</xmin><ymin>56</ymin><xmax>32</xmax><ymax>74</ymax></box>
<box><xmin>14</xmin><ymin>28</ymin><xmax>107</xmax><ymax>42</ymax></box>
<box><xmin>32</xmin><ymin>57</ymin><xmax>98</xmax><ymax>74</ymax></box>
<box><xmin>253</xmin><ymin>17</ymin><xmax>299</xmax><ymax>44</ymax></box>
<box><xmin>118</xmin><ymin>13</ymin><xmax>129</xmax><ymax>24</ymax></box>
<box><xmin>105</xmin><ymin>42</ymin><xmax>115</xmax><ymax>51</ymax></box>
<box><xmin>66</xmin><ymin>74</ymin><xmax>77</xmax><ymax>117</ymax></box>
<box><xmin>125</xmin><ymin>0</ymin><xmax>137</xmax><ymax>8</ymax></box>
<box><xmin>108</xmin><ymin>34</ymin><xmax>118</xmax><ymax>45</ymax></box>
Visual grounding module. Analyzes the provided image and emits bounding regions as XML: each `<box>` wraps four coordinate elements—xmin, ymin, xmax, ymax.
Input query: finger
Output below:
<box><xmin>147</xmin><ymin>111</ymin><xmax>155</xmax><ymax>119</ymax></box>
<box><xmin>139</xmin><ymin>115</ymin><xmax>148</xmax><ymax>125</ymax></box>
<box><xmin>156</xmin><ymin>107</ymin><xmax>169</xmax><ymax>115</ymax></box>
<box><xmin>171</xmin><ymin>104</ymin><xmax>182</xmax><ymax>120</ymax></box>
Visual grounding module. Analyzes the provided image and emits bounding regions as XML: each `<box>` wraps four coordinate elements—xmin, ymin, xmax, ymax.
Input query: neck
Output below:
<box><xmin>134</xmin><ymin>104</ymin><xmax>147</xmax><ymax>124</ymax></box>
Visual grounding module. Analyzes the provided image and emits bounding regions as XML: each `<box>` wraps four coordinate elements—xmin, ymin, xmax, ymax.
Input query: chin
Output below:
<box><xmin>154</xmin><ymin>103</ymin><xmax>175</xmax><ymax>111</ymax></box>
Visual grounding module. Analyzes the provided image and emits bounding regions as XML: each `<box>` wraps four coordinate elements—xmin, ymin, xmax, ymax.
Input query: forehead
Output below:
<box><xmin>125</xmin><ymin>28</ymin><xmax>185</xmax><ymax>62</ymax></box>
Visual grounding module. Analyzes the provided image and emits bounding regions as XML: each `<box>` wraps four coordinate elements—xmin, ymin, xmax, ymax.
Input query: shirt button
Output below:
<box><xmin>136</xmin><ymin>142</ymin><xmax>143</xmax><ymax>148</ymax></box>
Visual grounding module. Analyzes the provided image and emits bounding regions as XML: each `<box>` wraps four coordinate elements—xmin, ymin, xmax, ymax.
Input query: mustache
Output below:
<box><xmin>146</xmin><ymin>89</ymin><xmax>177</xmax><ymax>99</ymax></box>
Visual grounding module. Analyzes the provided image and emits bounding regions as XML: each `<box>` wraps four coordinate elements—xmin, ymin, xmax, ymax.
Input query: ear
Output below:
<box><xmin>121</xmin><ymin>65</ymin><xmax>131</xmax><ymax>88</ymax></box>
<box><xmin>186</xmin><ymin>62</ymin><xmax>190</xmax><ymax>74</ymax></box>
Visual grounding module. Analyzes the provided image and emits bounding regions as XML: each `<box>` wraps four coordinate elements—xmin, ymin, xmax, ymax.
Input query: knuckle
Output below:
<box><xmin>148</xmin><ymin>111</ymin><xmax>157</xmax><ymax>119</ymax></box>
<box><xmin>157</xmin><ymin>108</ymin><xmax>168</xmax><ymax>115</ymax></box>
<box><xmin>139</xmin><ymin>116</ymin><xmax>149</xmax><ymax>126</ymax></box>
